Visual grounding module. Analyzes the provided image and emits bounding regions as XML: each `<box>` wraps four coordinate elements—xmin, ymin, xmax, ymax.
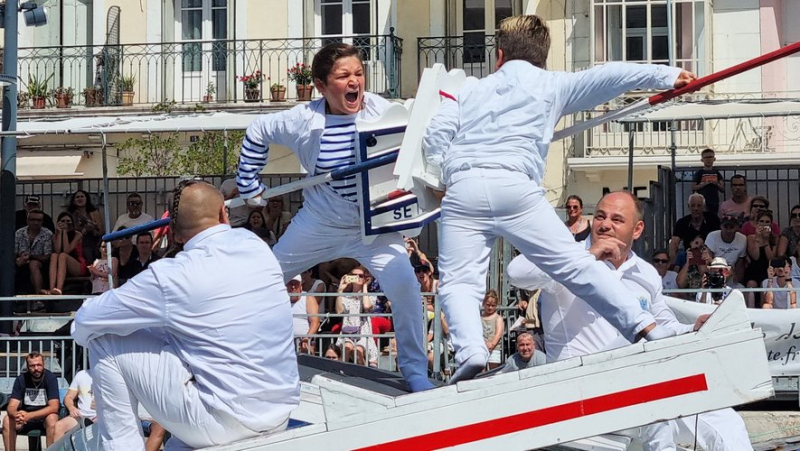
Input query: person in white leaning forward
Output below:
<box><xmin>507</xmin><ymin>191</ymin><xmax>751</xmax><ymax>451</ymax></box>
<box><xmin>235</xmin><ymin>42</ymin><xmax>432</xmax><ymax>392</ymax></box>
<box><xmin>422</xmin><ymin>14</ymin><xmax>698</xmax><ymax>383</ymax></box>
<box><xmin>72</xmin><ymin>180</ymin><xmax>299</xmax><ymax>450</ymax></box>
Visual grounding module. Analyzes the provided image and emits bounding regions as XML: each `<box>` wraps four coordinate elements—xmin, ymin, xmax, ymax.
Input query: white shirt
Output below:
<box><xmin>69</xmin><ymin>370</ymin><xmax>96</xmax><ymax>419</ymax></box>
<box><xmin>762</xmin><ymin>277</ymin><xmax>792</xmax><ymax>309</ymax></box>
<box><xmin>704</xmin><ymin>230</ymin><xmax>747</xmax><ymax>265</ymax></box>
<box><xmin>512</xmin><ymin>247</ymin><xmax>693</xmax><ymax>362</ymax></box>
<box><xmin>72</xmin><ymin>224</ymin><xmax>299</xmax><ymax>431</ymax></box>
<box><xmin>112</xmin><ymin>212</ymin><xmax>155</xmax><ymax>232</ymax></box>
<box><xmin>291</xmin><ymin>295</ymin><xmax>310</xmax><ymax>336</ymax></box>
<box><xmin>662</xmin><ymin>270</ymin><xmax>679</xmax><ymax>292</ymax></box>
<box><xmin>423</xmin><ymin>61</ymin><xmax>680</xmax><ymax>186</ymax></box>
<box><xmin>236</xmin><ymin>93</ymin><xmax>390</xmax><ymax>228</ymax></box>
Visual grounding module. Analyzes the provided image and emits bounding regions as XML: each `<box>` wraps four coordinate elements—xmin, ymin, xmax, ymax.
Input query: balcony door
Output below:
<box><xmin>456</xmin><ymin>0</ymin><xmax>516</xmax><ymax>77</ymax></box>
<box><xmin>174</xmin><ymin>0</ymin><xmax>228</xmax><ymax>102</ymax></box>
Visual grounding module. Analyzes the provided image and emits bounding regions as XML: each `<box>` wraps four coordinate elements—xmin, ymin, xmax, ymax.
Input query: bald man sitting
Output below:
<box><xmin>72</xmin><ymin>180</ymin><xmax>299</xmax><ymax>450</ymax></box>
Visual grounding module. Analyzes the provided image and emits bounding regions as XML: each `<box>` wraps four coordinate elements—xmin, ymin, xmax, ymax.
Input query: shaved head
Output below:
<box><xmin>171</xmin><ymin>180</ymin><xmax>228</xmax><ymax>243</ymax></box>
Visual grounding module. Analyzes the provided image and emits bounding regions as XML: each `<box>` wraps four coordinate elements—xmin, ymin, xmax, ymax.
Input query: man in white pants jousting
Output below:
<box><xmin>423</xmin><ymin>14</ymin><xmax>698</xmax><ymax>383</ymax></box>
<box><xmin>72</xmin><ymin>180</ymin><xmax>299</xmax><ymax>450</ymax></box>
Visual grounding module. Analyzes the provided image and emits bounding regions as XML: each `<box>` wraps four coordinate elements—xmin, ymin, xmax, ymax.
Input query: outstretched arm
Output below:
<box><xmin>236</xmin><ymin>110</ymin><xmax>299</xmax><ymax>199</ymax></box>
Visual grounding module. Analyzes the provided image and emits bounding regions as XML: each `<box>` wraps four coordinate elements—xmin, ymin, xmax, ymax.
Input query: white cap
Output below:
<box><xmin>291</xmin><ymin>275</ymin><xmax>302</xmax><ymax>283</ymax></box>
<box><xmin>709</xmin><ymin>257</ymin><xmax>729</xmax><ymax>269</ymax></box>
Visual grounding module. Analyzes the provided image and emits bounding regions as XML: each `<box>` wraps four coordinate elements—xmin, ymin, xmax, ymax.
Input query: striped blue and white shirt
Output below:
<box><xmin>316</xmin><ymin>113</ymin><xmax>358</xmax><ymax>202</ymax></box>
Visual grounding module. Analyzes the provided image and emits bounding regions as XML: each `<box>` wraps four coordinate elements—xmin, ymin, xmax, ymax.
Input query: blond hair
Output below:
<box><xmin>497</xmin><ymin>15</ymin><xmax>551</xmax><ymax>68</ymax></box>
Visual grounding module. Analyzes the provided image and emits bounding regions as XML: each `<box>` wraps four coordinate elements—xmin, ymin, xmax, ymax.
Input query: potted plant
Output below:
<box><xmin>269</xmin><ymin>79</ymin><xmax>286</xmax><ymax>102</ymax></box>
<box><xmin>120</xmin><ymin>75</ymin><xmax>136</xmax><ymax>106</ymax></box>
<box><xmin>27</xmin><ymin>74</ymin><xmax>54</xmax><ymax>109</ymax></box>
<box><xmin>17</xmin><ymin>92</ymin><xmax>30</xmax><ymax>109</ymax></box>
<box><xmin>203</xmin><ymin>82</ymin><xmax>216</xmax><ymax>103</ymax></box>
<box><xmin>288</xmin><ymin>63</ymin><xmax>314</xmax><ymax>101</ymax></box>
<box><xmin>83</xmin><ymin>87</ymin><xmax>104</xmax><ymax>107</ymax></box>
<box><xmin>50</xmin><ymin>87</ymin><xmax>75</xmax><ymax>108</ymax></box>
<box><xmin>238</xmin><ymin>70</ymin><xmax>266</xmax><ymax>102</ymax></box>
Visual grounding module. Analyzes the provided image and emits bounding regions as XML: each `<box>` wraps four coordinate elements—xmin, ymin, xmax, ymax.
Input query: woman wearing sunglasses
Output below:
<box><xmin>564</xmin><ymin>195</ymin><xmax>590</xmax><ymax>242</ymax></box>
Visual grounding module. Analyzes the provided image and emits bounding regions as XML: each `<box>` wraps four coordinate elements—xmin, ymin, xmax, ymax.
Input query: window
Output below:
<box><xmin>592</xmin><ymin>0</ymin><xmax>707</xmax><ymax>76</ymax></box>
<box><xmin>462</xmin><ymin>0</ymin><xmax>516</xmax><ymax>64</ymax></box>
<box><xmin>319</xmin><ymin>0</ymin><xmax>372</xmax><ymax>59</ymax></box>
<box><xmin>178</xmin><ymin>0</ymin><xmax>227</xmax><ymax>73</ymax></box>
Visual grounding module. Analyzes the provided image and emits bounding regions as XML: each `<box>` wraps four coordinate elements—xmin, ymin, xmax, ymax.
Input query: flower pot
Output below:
<box><xmin>84</xmin><ymin>89</ymin><xmax>103</xmax><ymax>107</ymax></box>
<box><xmin>55</xmin><ymin>93</ymin><xmax>71</xmax><ymax>108</ymax></box>
<box><xmin>202</xmin><ymin>95</ymin><xmax>214</xmax><ymax>103</ymax></box>
<box><xmin>296</xmin><ymin>84</ymin><xmax>314</xmax><ymax>101</ymax></box>
<box><xmin>31</xmin><ymin>96</ymin><xmax>46</xmax><ymax>109</ymax></box>
<box><xmin>121</xmin><ymin>91</ymin><xmax>135</xmax><ymax>106</ymax></box>
<box><xmin>270</xmin><ymin>88</ymin><xmax>286</xmax><ymax>102</ymax></box>
<box><xmin>245</xmin><ymin>88</ymin><xmax>261</xmax><ymax>103</ymax></box>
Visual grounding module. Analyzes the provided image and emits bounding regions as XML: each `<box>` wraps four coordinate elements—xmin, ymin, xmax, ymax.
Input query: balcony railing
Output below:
<box><xmin>417</xmin><ymin>34</ymin><xmax>496</xmax><ymax>79</ymax></box>
<box><xmin>10</xmin><ymin>32</ymin><xmax>402</xmax><ymax>107</ymax></box>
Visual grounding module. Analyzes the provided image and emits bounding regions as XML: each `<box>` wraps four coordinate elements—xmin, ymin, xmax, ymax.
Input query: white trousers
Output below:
<box><xmin>89</xmin><ymin>330</ymin><xmax>286</xmax><ymax>451</ymax></box>
<box><xmin>438</xmin><ymin>168</ymin><xmax>655</xmax><ymax>366</ymax></box>
<box><xmin>673</xmin><ymin>409</ymin><xmax>753</xmax><ymax>451</ymax></box>
<box><xmin>274</xmin><ymin>209</ymin><xmax>429</xmax><ymax>387</ymax></box>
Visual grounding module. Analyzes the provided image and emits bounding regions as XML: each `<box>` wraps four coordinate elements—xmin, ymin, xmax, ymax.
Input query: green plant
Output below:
<box><xmin>287</xmin><ymin>63</ymin><xmax>313</xmax><ymax>85</ymax></box>
<box><xmin>26</xmin><ymin>73</ymin><xmax>54</xmax><ymax>97</ymax></box>
<box><xmin>206</xmin><ymin>82</ymin><xmax>216</xmax><ymax>95</ymax></box>
<box><xmin>270</xmin><ymin>79</ymin><xmax>285</xmax><ymax>91</ymax></box>
<box><xmin>50</xmin><ymin>87</ymin><xmax>75</xmax><ymax>99</ymax></box>
<box><xmin>151</xmin><ymin>99</ymin><xmax>177</xmax><ymax>113</ymax></box>
<box><xmin>238</xmin><ymin>70</ymin><xmax>266</xmax><ymax>90</ymax></box>
<box><xmin>117</xmin><ymin>130</ymin><xmax>245</xmax><ymax>176</ymax></box>
<box><xmin>121</xmin><ymin>75</ymin><xmax>136</xmax><ymax>92</ymax></box>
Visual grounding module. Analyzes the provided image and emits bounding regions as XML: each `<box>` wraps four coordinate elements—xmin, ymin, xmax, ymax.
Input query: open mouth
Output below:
<box><xmin>345</xmin><ymin>91</ymin><xmax>359</xmax><ymax>104</ymax></box>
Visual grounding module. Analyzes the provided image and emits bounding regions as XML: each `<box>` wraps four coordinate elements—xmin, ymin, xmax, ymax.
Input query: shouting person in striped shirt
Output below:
<box><xmin>235</xmin><ymin>43</ymin><xmax>434</xmax><ymax>392</ymax></box>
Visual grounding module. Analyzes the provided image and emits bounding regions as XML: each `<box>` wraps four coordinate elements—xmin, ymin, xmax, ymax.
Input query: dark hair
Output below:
<box><xmin>730</xmin><ymin>174</ymin><xmax>746</xmax><ymax>184</ymax></box>
<box><xmin>246</xmin><ymin>210</ymin><xmax>268</xmax><ymax>230</ymax></box>
<box><xmin>701</xmin><ymin>148</ymin><xmax>715</xmax><ymax>156</ymax></box>
<box><xmin>136</xmin><ymin>231</ymin><xmax>153</xmax><ymax>243</ymax></box>
<box><xmin>27</xmin><ymin>352</ymin><xmax>44</xmax><ymax>363</ymax></box>
<box><xmin>756</xmin><ymin>209</ymin><xmax>773</xmax><ymax>222</ymax></box>
<box><xmin>496</xmin><ymin>15</ymin><xmax>551</xmax><ymax>69</ymax></box>
<box><xmin>565</xmin><ymin>195</ymin><xmax>583</xmax><ymax>208</ymax></box>
<box><xmin>652</xmin><ymin>249</ymin><xmax>669</xmax><ymax>259</ymax></box>
<box><xmin>312</xmin><ymin>43</ymin><xmax>364</xmax><ymax>85</ymax></box>
<box><xmin>127</xmin><ymin>192</ymin><xmax>143</xmax><ymax>201</ymax></box>
<box><xmin>791</xmin><ymin>204</ymin><xmax>800</xmax><ymax>214</ymax></box>
<box><xmin>57</xmin><ymin>211</ymin><xmax>74</xmax><ymax>224</ymax></box>
<box><xmin>67</xmin><ymin>189</ymin><xmax>98</xmax><ymax>213</ymax></box>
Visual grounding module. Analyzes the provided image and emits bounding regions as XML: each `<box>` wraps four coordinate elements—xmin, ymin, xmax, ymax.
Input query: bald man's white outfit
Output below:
<box><xmin>73</xmin><ymin>225</ymin><xmax>299</xmax><ymax>450</ymax></box>
<box><xmin>423</xmin><ymin>60</ymin><xmax>682</xmax><ymax>380</ymax></box>
<box><xmin>507</xmin><ymin>246</ymin><xmax>752</xmax><ymax>451</ymax></box>
<box><xmin>236</xmin><ymin>93</ymin><xmax>431</xmax><ymax>392</ymax></box>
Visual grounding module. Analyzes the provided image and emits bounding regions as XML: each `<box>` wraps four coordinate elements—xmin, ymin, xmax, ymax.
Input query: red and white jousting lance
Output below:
<box><xmin>552</xmin><ymin>40</ymin><xmax>800</xmax><ymax>141</ymax></box>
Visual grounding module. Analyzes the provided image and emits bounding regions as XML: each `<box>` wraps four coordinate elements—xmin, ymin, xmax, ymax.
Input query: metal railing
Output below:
<box><xmin>417</xmin><ymin>34</ymin><xmax>497</xmax><ymax>79</ymax></box>
<box><xmin>10</xmin><ymin>32</ymin><xmax>403</xmax><ymax>108</ymax></box>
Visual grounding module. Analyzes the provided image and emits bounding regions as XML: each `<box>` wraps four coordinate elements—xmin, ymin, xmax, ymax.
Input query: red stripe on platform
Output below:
<box><xmin>355</xmin><ymin>373</ymin><xmax>708</xmax><ymax>451</ymax></box>
<box><xmin>438</xmin><ymin>90</ymin><xmax>456</xmax><ymax>101</ymax></box>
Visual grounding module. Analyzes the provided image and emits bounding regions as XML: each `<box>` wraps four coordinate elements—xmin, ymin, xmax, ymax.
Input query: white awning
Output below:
<box><xmin>17</xmin><ymin>155</ymin><xmax>84</xmax><ymax>179</ymax></box>
<box><xmin>620</xmin><ymin>100</ymin><xmax>800</xmax><ymax>123</ymax></box>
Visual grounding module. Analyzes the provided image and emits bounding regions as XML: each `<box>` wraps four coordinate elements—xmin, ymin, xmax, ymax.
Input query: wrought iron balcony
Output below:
<box><xmin>417</xmin><ymin>34</ymin><xmax>496</xmax><ymax>79</ymax></box>
<box><xmin>11</xmin><ymin>32</ymin><xmax>402</xmax><ymax>108</ymax></box>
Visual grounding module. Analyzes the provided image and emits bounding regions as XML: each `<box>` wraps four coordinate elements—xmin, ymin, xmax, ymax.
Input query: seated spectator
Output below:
<box><xmin>265</xmin><ymin>195</ymin><xmax>292</xmax><ymax>240</ymax></box>
<box><xmin>705</xmin><ymin>212</ymin><xmax>747</xmax><ymax>284</ymax></box>
<box><xmin>564</xmin><ymin>195</ymin><xmax>590</xmax><ymax>241</ymax></box>
<box><xmin>67</xmin><ymin>190</ymin><xmax>105</xmax><ymax>263</ymax></box>
<box><xmin>46</xmin><ymin>212</ymin><xmax>87</xmax><ymax>296</ymax></box>
<box><xmin>365</xmin><ymin>269</ymin><xmax>393</xmax><ymax>346</ymax></box>
<box><xmin>509</xmin><ymin>289</ymin><xmax>545</xmax><ymax>352</ymax></box>
<box><xmin>482</xmin><ymin>290</ymin><xmax>504</xmax><ymax>371</ymax></box>
<box><xmin>499</xmin><ymin>332</ymin><xmax>546</xmax><ymax>373</ymax></box>
<box><xmin>1</xmin><ymin>353</ymin><xmax>59</xmax><ymax>451</ymax></box>
<box><xmin>691</xmin><ymin>148</ymin><xmax>724</xmax><ymax>216</ymax></box>
<box><xmin>696</xmin><ymin>257</ymin><xmax>741</xmax><ymax>304</ymax></box>
<box><xmin>53</xmin><ymin>369</ymin><xmax>96</xmax><ymax>442</ymax></box>
<box><xmin>318</xmin><ymin>258</ymin><xmax>360</xmax><ymax>292</ymax></box>
<box><xmin>427</xmin><ymin>312</ymin><xmax>453</xmax><ymax>372</ymax></box>
<box><xmin>652</xmin><ymin>250</ymin><xmax>681</xmax><ymax>293</ymax></box>
<box><xmin>415</xmin><ymin>263</ymin><xmax>438</xmax><ymax>319</ymax></box>
<box><xmin>88</xmin><ymin>242</ymin><xmax>118</xmax><ymax>295</ymax></box>
<box><xmin>719</xmin><ymin>174</ymin><xmax>752</xmax><ymax>218</ymax></box>
<box><xmin>112</xmin><ymin>228</ymin><xmax>138</xmax><ymax>283</ymax></box>
<box><xmin>763</xmin><ymin>257</ymin><xmax>796</xmax><ymax>309</ymax></box>
<box><xmin>777</xmin><ymin>204</ymin><xmax>800</xmax><ymax>258</ymax></box>
<box><xmin>405</xmin><ymin>237</ymin><xmax>433</xmax><ymax>271</ymax></box>
<box><xmin>288</xmin><ymin>275</ymin><xmax>320</xmax><ymax>354</ymax></box>
<box><xmin>740</xmin><ymin>196</ymin><xmax>780</xmax><ymax>237</ymax></box>
<box><xmin>323</xmin><ymin>345</ymin><xmax>341</xmax><ymax>360</ymax></box>
<box><xmin>121</xmin><ymin>232</ymin><xmax>160</xmax><ymax>279</ymax></box>
<box><xmin>14</xmin><ymin>209</ymin><xmax>53</xmax><ymax>295</ymax></box>
<box><xmin>335</xmin><ymin>266</ymin><xmax>378</xmax><ymax>367</ymax></box>
<box><xmin>244</xmin><ymin>210</ymin><xmax>277</xmax><ymax>246</ymax></box>
<box><xmin>219</xmin><ymin>178</ymin><xmax>249</xmax><ymax>228</ymax></box>
<box><xmin>301</xmin><ymin>266</ymin><xmax>328</xmax><ymax>314</ymax></box>
<box><xmin>677</xmin><ymin>235</ymin><xmax>710</xmax><ymax>293</ymax></box>
<box><xmin>112</xmin><ymin>192</ymin><xmax>154</xmax><ymax>231</ymax></box>
<box><xmin>668</xmin><ymin>194</ymin><xmax>720</xmax><ymax>266</ymax></box>
<box><xmin>15</xmin><ymin>195</ymin><xmax>54</xmax><ymax>233</ymax></box>
<box><xmin>744</xmin><ymin>210</ymin><xmax>777</xmax><ymax>308</ymax></box>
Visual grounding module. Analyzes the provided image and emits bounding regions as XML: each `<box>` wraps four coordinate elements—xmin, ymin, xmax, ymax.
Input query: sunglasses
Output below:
<box><xmin>128</xmin><ymin>201</ymin><xmax>143</xmax><ymax>206</ymax></box>
<box><xmin>791</xmin><ymin>213</ymin><xmax>800</xmax><ymax>219</ymax></box>
<box><xmin>653</xmin><ymin>258</ymin><xmax>669</xmax><ymax>264</ymax></box>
